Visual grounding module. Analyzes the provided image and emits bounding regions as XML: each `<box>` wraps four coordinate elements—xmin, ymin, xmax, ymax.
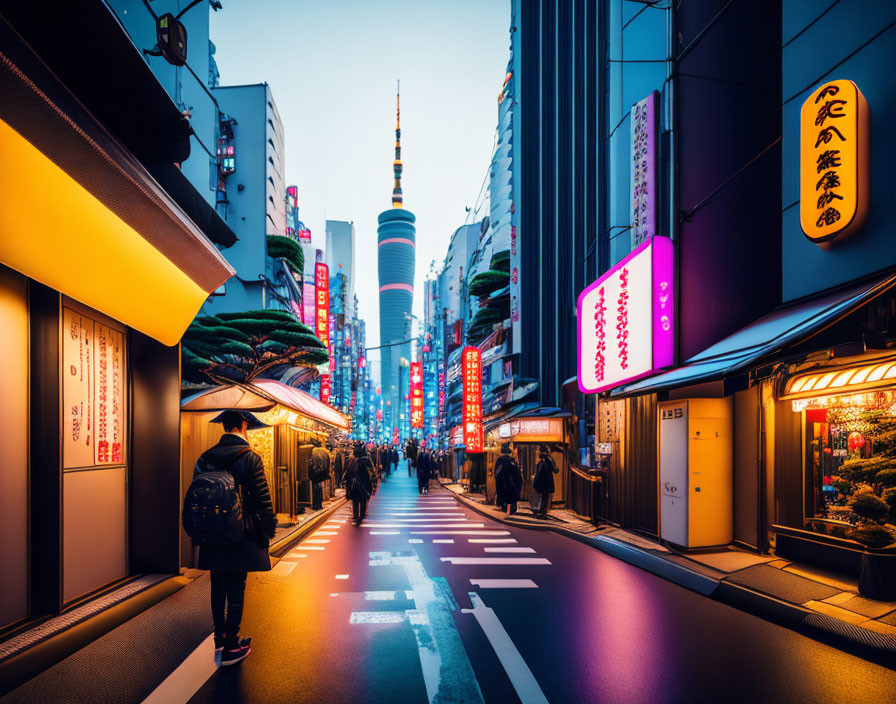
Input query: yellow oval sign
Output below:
<box><xmin>800</xmin><ymin>79</ymin><xmax>869</xmax><ymax>245</ymax></box>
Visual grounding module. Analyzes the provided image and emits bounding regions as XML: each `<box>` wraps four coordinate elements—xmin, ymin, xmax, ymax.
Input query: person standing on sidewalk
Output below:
<box><xmin>533</xmin><ymin>444</ymin><xmax>559</xmax><ymax>518</ymax></box>
<box><xmin>344</xmin><ymin>442</ymin><xmax>373</xmax><ymax>524</ymax></box>
<box><xmin>333</xmin><ymin>442</ymin><xmax>346</xmax><ymax>487</ymax></box>
<box><xmin>192</xmin><ymin>410</ymin><xmax>276</xmax><ymax>666</ymax></box>
<box><xmin>391</xmin><ymin>444</ymin><xmax>400</xmax><ymax>476</ymax></box>
<box><xmin>405</xmin><ymin>437</ymin><xmax>418</xmax><ymax>476</ymax></box>
<box><xmin>494</xmin><ymin>442</ymin><xmax>522</xmax><ymax>515</ymax></box>
<box><xmin>308</xmin><ymin>439</ymin><xmax>331</xmax><ymax>511</ymax></box>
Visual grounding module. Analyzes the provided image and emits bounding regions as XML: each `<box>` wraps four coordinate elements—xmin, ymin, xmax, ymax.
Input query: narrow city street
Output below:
<box><xmin>174</xmin><ymin>472</ymin><xmax>896</xmax><ymax>704</ymax></box>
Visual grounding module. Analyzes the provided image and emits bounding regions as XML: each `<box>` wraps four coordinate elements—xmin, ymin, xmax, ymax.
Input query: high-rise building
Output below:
<box><xmin>377</xmin><ymin>85</ymin><xmax>416</xmax><ymax>412</ymax></box>
<box><xmin>203</xmin><ymin>83</ymin><xmax>288</xmax><ymax>314</ymax></box>
<box><xmin>326</xmin><ymin>220</ymin><xmax>356</xmax><ymax>318</ymax></box>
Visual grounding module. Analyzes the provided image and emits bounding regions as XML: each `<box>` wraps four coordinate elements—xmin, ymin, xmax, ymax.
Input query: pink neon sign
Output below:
<box><xmin>577</xmin><ymin>236</ymin><xmax>674</xmax><ymax>393</ymax></box>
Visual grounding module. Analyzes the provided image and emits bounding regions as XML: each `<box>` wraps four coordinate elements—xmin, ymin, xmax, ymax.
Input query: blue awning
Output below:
<box><xmin>613</xmin><ymin>270</ymin><xmax>896</xmax><ymax>397</ymax></box>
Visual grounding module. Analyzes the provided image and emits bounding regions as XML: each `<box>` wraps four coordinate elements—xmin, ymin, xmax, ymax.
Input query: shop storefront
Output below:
<box><xmin>482</xmin><ymin>411</ymin><xmax>569</xmax><ymax>508</ymax></box>
<box><xmin>181</xmin><ymin>380</ymin><xmax>351</xmax><ymax>559</ymax></box>
<box><xmin>769</xmin><ymin>353</ymin><xmax>896</xmax><ymax>595</ymax></box>
<box><xmin>0</xmin><ymin>11</ymin><xmax>235</xmax><ymax>630</ymax></box>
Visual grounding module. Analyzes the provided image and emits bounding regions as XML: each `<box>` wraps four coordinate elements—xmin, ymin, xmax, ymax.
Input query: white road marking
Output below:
<box><xmin>463</xmin><ymin>593</ymin><xmax>548</xmax><ymax>704</ymax></box>
<box><xmin>468</xmin><ymin>538</ymin><xmax>518</xmax><ymax>543</ymax></box>
<box><xmin>483</xmin><ymin>547</ymin><xmax>537</xmax><ymax>554</ymax></box>
<box><xmin>271</xmin><ymin>560</ymin><xmax>297</xmax><ymax>576</ymax></box>
<box><xmin>350</xmin><ymin>611</ymin><xmax>405</xmax><ymax>623</ymax></box>
<box><xmin>141</xmin><ymin>634</ymin><xmax>217</xmax><ymax>704</ymax></box>
<box><xmin>335</xmin><ymin>574</ymin><xmax>349</xmax><ymax>579</ymax></box>
<box><xmin>441</xmin><ymin>557</ymin><xmax>551</xmax><ymax>565</ymax></box>
<box><xmin>363</xmin><ymin>523</ymin><xmax>485</xmax><ymax>528</ymax></box>
<box><xmin>293</xmin><ymin>546</ymin><xmax>325</xmax><ymax>550</ymax></box>
<box><xmin>411</xmin><ymin>530</ymin><xmax>510</xmax><ymax>535</ymax></box>
<box><xmin>365</xmin><ymin>591</ymin><xmax>398</xmax><ymax>600</ymax></box>
<box><xmin>306</xmin><ymin>539</ymin><xmax>330</xmax><ymax>543</ymax></box>
<box><xmin>432</xmin><ymin>539</ymin><xmax>455</xmax><ymax>544</ymax></box>
<box><xmin>370</xmin><ymin>530</ymin><xmax>400</xmax><ymax>535</ymax></box>
<box><xmin>314</xmin><ymin>531</ymin><xmax>339</xmax><ymax>535</ymax></box>
<box><xmin>409</xmin><ymin>539</ymin><xmax>424</xmax><ymax>543</ymax></box>
<box><xmin>470</xmin><ymin>579</ymin><xmax>538</xmax><ymax>589</ymax></box>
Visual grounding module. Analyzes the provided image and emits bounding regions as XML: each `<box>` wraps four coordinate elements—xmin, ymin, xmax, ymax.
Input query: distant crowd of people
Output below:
<box><xmin>183</xmin><ymin>411</ymin><xmax>560</xmax><ymax>670</ymax></box>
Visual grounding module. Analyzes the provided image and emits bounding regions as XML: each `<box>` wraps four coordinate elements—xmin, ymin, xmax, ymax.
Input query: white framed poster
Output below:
<box><xmin>63</xmin><ymin>306</ymin><xmax>126</xmax><ymax>469</ymax></box>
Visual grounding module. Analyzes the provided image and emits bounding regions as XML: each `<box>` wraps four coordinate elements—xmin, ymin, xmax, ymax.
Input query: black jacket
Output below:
<box><xmin>344</xmin><ymin>456</ymin><xmax>373</xmax><ymax>502</ymax></box>
<box><xmin>494</xmin><ymin>454</ymin><xmax>522</xmax><ymax>503</ymax></box>
<box><xmin>194</xmin><ymin>433</ymin><xmax>277</xmax><ymax>573</ymax></box>
<box><xmin>533</xmin><ymin>454</ymin><xmax>559</xmax><ymax>494</ymax></box>
<box><xmin>416</xmin><ymin>453</ymin><xmax>431</xmax><ymax>483</ymax></box>
<box><xmin>309</xmin><ymin>447</ymin><xmax>332</xmax><ymax>483</ymax></box>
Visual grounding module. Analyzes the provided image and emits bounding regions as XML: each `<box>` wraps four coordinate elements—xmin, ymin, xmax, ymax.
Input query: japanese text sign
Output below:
<box><xmin>631</xmin><ymin>92</ymin><xmax>657</xmax><ymax>249</ymax></box>
<box><xmin>410</xmin><ymin>361</ymin><xmax>424</xmax><ymax>428</ymax></box>
<box><xmin>577</xmin><ymin>236</ymin><xmax>674</xmax><ymax>393</ymax></box>
<box><xmin>800</xmin><ymin>80</ymin><xmax>868</xmax><ymax>245</ymax></box>
<box><xmin>316</xmin><ymin>262</ymin><xmax>331</xmax><ymax>402</ymax></box>
<box><xmin>462</xmin><ymin>346</ymin><xmax>483</xmax><ymax>452</ymax></box>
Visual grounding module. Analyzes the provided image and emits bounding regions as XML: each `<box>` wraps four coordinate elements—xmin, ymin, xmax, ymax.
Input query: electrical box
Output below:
<box><xmin>659</xmin><ymin>398</ymin><xmax>733</xmax><ymax>548</ymax></box>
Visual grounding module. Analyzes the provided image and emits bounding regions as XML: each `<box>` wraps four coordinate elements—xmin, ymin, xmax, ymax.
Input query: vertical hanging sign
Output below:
<box><xmin>410</xmin><ymin>361</ymin><xmax>424</xmax><ymax>429</ymax></box>
<box><xmin>315</xmin><ymin>262</ymin><xmax>331</xmax><ymax>403</ymax></box>
<box><xmin>462</xmin><ymin>346</ymin><xmax>483</xmax><ymax>452</ymax></box>
<box><xmin>800</xmin><ymin>79</ymin><xmax>869</xmax><ymax>245</ymax></box>
<box><xmin>631</xmin><ymin>91</ymin><xmax>658</xmax><ymax>249</ymax></box>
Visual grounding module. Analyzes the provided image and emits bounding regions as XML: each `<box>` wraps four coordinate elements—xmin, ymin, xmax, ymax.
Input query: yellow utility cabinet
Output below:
<box><xmin>658</xmin><ymin>398</ymin><xmax>733</xmax><ymax>548</ymax></box>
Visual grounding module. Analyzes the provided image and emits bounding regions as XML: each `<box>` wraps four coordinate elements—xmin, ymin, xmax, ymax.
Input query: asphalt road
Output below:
<box><xmin>185</xmin><ymin>470</ymin><xmax>896</xmax><ymax>704</ymax></box>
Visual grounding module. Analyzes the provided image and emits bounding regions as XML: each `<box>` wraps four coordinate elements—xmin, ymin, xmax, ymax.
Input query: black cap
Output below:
<box><xmin>211</xmin><ymin>410</ymin><xmax>269</xmax><ymax>431</ymax></box>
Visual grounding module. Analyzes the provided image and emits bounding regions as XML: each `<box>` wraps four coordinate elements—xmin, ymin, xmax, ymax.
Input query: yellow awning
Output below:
<box><xmin>783</xmin><ymin>359</ymin><xmax>896</xmax><ymax>399</ymax></box>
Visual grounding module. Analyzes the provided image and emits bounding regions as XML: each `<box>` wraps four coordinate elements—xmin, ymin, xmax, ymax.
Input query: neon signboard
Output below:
<box><xmin>577</xmin><ymin>236</ymin><xmax>674</xmax><ymax>393</ymax></box>
<box><xmin>315</xmin><ymin>262</ymin><xmax>331</xmax><ymax>402</ymax></box>
<box><xmin>410</xmin><ymin>361</ymin><xmax>424</xmax><ymax>429</ymax></box>
<box><xmin>462</xmin><ymin>346</ymin><xmax>483</xmax><ymax>452</ymax></box>
<box><xmin>800</xmin><ymin>79</ymin><xmax>869</xmax><ymax>245</ymax></box>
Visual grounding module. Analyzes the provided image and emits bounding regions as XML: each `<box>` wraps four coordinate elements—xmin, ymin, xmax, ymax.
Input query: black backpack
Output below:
<box><xmin>182</xmin><ymin>447</ymin><xmax>250</xmax><ymax>545</ymax></box>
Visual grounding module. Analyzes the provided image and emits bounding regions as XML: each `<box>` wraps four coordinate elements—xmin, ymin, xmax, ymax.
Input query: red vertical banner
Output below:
<box><xmin>462</xmin><ymin>346</ymin><xmax>483</xmax><ymax>452</ymax></box>
<box><xmin>315</xmin><ymin>262</ymin><xmax>331</xmax><ymax>403</ymax></box>
<box><xmin>410</xmin><ymin>361</ymin><xmax>424</xmax><ymax>429</ymax></box>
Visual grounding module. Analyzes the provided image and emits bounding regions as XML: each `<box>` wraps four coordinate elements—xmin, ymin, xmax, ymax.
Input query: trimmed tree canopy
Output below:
<box><xmin>182</xmin><ymin>310</ymin><xmax>327</xmax><ymax>386</ymax></box>
<box><xmin>469</xmin><ymin>270</ymin><xmax>510</xmax><ymax>298</ymax></box>
<box><xmin>267</xmin><ymin>235</ymin><xmax>305</xmax><ymax>275</ymax></box>
<box><xmin>490</xmin><ymin>249</ymin><xmax>510</xmax><ymax>273</ymax></box>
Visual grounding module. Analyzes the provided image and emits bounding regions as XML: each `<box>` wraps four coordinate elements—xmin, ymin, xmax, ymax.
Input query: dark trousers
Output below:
<box><xmin>352</xmin><ymin>498</ymin><xmax>367</xmax><ymax>522</ymax></box>
<box><xmin>311</xmin><ymin>481</ymin><xmax>323</xmax><ymax>510</ymax></box>
<box><xmin>507</xmin><ymin>501</ymin><xmax>518</xmax><ymax>515</ymax></box>
<box><xmin>537</xmin><ymin>492</ymin><xmax>551</xmax><ymax>515</ymax></box>
<box><xmin>210</xmin><ymin>571</ymin><xmax>248</xmax><ymax>640</ymax></box>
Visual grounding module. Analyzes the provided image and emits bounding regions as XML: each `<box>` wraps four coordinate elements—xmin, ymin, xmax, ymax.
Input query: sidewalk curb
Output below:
<box><xmin>442</xmin><ymin>483</ymin><xmax>896</xmax><ymax>665</ymax></box>
<box><xmin>269</xmin><ymin>496</ymin><xmax>347</xmax><ymax>558</ymax></box>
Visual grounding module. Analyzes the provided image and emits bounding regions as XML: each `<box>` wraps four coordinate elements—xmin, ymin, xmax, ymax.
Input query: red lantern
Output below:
<box><xmin>848</xmin><ymin>431</ymin><xmax>865</xmax><ymax>451</ymax></box>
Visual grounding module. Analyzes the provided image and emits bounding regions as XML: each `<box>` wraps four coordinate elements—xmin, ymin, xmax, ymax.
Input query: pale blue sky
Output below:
<box><xmin>210</xmin><ymin>0</ymin><xmax>510</xmax><ymax>353</ymax></box>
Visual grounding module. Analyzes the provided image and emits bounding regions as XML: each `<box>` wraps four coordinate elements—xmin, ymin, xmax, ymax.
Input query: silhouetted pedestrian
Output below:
<box><xmin>308</xmin><ymin>439</ymin><xmax>331</xmax><ymax>510</ymax></box>
<box><xmin>345</xmin><ymin>443</ymin><xmax>374</xmax><ymax>524</ymax></box>
<box><xmin>494</xmin><ymin>442</ymin><xmax>522</xmax><ymax>515</ymax></box>
<box><xmin>533</xmin><ymin>444</ymin><xmax>559</xmax><ymax>517</ymax></box>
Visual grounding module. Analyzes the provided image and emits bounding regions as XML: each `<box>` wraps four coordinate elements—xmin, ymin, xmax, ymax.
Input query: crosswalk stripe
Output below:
<box><xmin>468</xmin><ymin>538</ymin><xmax>518</xmax><ymax>543</ymax></box>
<box><xmin>441</xmin><ymin>557</ymin><xmax>551</xmax><ymax>565</ymax></box>
<box><xmin>469</xmin><ymin>579</ymin><xmax>538</xmax><ymax>589</ymax></box>
<box><xmin>483</xmin><ymin>547</ymin><xmax>536</xmax><ymax>554</ymax></box>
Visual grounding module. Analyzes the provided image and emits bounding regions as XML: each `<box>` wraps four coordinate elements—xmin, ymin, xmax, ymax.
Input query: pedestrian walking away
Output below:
<box><xmin>493</xmin><ymin>442</ymin><xmax>522</xmax><ymax>515</ymax></box>
<box><xmin>533</xmin><ymin>444</ymin><xmax>559</xmax><ymax>517</ymax></box>
<box><xmin>344</xmin><ymin>442</ymin><xmax>374</xmax><ymax>524</ymax></box>
<box><xmin>416</xmin><ymin>448</ymin><xmax>431</xmax><ymax>494</ymax></box>
<box><xmin>183</xmin><ymin>410</ymin><xmax>277</xmax><ymax>667</ymax></box>
<box><xmin>308</xmin><ymin>438</ymin><xmax>332</xmax><ymax>511</ymax></box>
<box><xmin>391</xmin><ymin>444</ymin><xmax>399</xmax><ymax>475</ymax></box>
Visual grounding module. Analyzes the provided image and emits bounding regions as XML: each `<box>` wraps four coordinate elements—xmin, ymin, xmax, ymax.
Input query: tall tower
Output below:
<box><xmin>377</xmin><ymin>81</ymin><xmax>416</xmax><ymax>421</ymax></box>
